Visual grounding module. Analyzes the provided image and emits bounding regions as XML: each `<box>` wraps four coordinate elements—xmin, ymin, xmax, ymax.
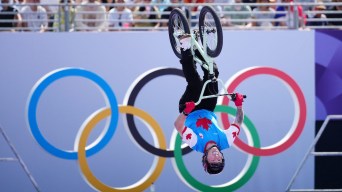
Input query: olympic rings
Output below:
<box><xmin>27</xmin><ymin>66</ymin><xmax>307</xmax><ymax>191</ymax></box>
<box><xmin>221</xmin><ymin>66</ymin><xmax>307</xmax><ymax>156</ymax></box>
<box><xmin>78</xmin><ymin>106</ymin><xmax>166</xmax><ymax>192</ymax></box>
<box><xmin>27</xmin><ymin>68</ymin><xmax>119</xmax><ymax>159</ymax></box>
<box><xmin>172</xmin><ymin>105</ymin><xmax>260</xmax><ymax>191</ymax></box>
<box><xmin>123</xmin><ymin>67</ymin><xmax>192</xmax><ymax>157</ymax></box>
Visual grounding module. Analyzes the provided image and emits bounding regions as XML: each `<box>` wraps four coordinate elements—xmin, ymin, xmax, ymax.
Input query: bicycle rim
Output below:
<box><xmin>199</xmin><ymin>6</ymin><xmax>223</xmax><ymax>57</ymax></box>
<box><xmin>168</xmin><ymin>8</ymin><xmax>190</xmax><ymax>59</ymax></box>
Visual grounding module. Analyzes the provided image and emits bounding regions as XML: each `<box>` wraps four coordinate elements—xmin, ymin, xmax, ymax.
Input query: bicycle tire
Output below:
<box><xmin>198</xmin><ymin>6</ymin><xmax>223</xmax><ymax>58</ymax></box>
<box><xmin>168</xmin><ymin>8</ymin><xmax>191</xmax><ymax>59</ymax></box>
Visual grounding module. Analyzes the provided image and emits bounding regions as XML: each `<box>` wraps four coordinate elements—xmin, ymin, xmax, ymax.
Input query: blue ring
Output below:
<box><xmin>27</xmin><ymin>68</ymin><xmax>118</xmax><ymax>159</ymax></box>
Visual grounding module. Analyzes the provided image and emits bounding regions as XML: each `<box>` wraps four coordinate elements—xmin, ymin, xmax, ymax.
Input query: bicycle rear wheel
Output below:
<box><xmin>168</xmin><ymin>8</ymin><xmax>191</xmax><ymax>59</ymax></box>
<box><xmin>198</xmin><ymin>6</ymin><xmax>223</xmax><ymax>58</ymax></box>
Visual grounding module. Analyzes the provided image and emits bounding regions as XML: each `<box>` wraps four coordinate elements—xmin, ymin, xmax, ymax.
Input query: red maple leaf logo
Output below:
<box><xmin>186</xmin><ymin>133</ymin><xmax>192</xmax><ymax>140</ymax></box>
<box><xmin>232</xmin><ymin>132</ymin><xmax>238</xmax><ymax>138</ymax></box>
<box><xmin>196</xmin><ymin>117</ymin><xmax>212</xmax><ymax>130</ymax></box>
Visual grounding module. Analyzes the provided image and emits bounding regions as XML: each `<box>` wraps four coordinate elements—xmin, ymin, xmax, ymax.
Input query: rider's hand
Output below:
<box><xmin>233</xmin><ymin>93</ymin><xmax>244</xmax><ymax>107</ymax></box>
<box><xmin>183</xmin><ymin>101</ymin><xmax>195</xmax><ymax>116</ymax></box>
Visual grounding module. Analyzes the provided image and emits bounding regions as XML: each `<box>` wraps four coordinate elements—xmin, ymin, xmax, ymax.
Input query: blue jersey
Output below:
<box><xmin>181</xmin><ymin>109</ymin><xmax>239</xmax><ymax>153</ymax></box>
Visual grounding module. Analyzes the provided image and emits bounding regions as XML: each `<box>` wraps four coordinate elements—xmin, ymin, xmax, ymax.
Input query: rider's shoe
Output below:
<box><xmin>178</xmin><ymin>34</ymin><xmax>191</xmax><ymax>51</ymax></box>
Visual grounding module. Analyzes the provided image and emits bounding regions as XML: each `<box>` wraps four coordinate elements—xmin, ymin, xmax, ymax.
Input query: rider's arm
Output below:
<box><xmin>233</xmin><ymin>106</ymin><xmax>244</xmax><ymax>127</ymax></box>
<box><xmin>224</xmin><ymin>106</ymin><xmax>244</xmax><ymax>146</ymax></box>
<box><xmin>231</xmin><ymin>93</ymin><xmax>244</xmax><ymax>128</ymax></box>
<box><xmin>174</xmin><ymin>101</ymin><xmax>195</xmax><ymax>135</ymax></box>
<box><xmin>223</xmin><ymin>92</ymin><xmax>245</xmax><ymax>130</ymax></box>
<box><xmin>174</xmin><ymin>113</ymin><xmax>187</xmax><ymax>135</ymax></box>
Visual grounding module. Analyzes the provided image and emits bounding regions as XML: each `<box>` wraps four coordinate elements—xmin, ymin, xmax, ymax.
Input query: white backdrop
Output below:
<box><xmin>0</xmin><ymin>31</ymin><xmax>315</xmax><ymax>192</ymax></box>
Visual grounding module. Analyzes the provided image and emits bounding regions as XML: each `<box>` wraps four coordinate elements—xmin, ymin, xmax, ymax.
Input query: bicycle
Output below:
<box><xmin>168</xmin><ymin>6</ymin><xmax>245</xmax><ymax>105</ymax></box>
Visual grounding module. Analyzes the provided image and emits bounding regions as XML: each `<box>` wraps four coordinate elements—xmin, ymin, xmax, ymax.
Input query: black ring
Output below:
<box><xmin>124</xmin><ymin>67</ymin><xmax>192</xmax><ymax>157</ymax></box>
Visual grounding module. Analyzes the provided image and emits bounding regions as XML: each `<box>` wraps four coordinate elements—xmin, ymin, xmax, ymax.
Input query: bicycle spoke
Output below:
<box><xmin>172</xmin><ymin>15</ymin><xmax>186</xmax><ymax>53</ymax></box>
<box><xmin>168</xmin><ymin>8</ymin><xmax>191</xmax><ymax>59</ymax></box>
<box><xmin>204</xmin><ymin>12</ymin><xmax>218</xmax><ymax>51</ymax></box>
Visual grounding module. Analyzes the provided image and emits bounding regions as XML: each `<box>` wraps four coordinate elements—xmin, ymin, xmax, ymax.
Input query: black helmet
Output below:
<box><xmin>202</xmin><ymin>145</ymin><xmax>225</xmax><ymax>174</ymax></box>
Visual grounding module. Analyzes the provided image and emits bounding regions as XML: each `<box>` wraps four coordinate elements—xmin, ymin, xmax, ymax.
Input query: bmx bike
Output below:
<box><xmin>168</xmin><ymin>6</ymin><xmax>245</xmax><ymax>105</ymax></box>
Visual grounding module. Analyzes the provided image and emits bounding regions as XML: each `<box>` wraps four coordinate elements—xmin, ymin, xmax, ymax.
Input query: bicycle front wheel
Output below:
<box><xmin>168</xmin><ymin>8</ymin><xmax>190</xmax><ymax>59</ymax></box>
<box><xmin>198</xmin><ymin>6</ymin><xmax>223</xmax><ymax>58</ymax></box>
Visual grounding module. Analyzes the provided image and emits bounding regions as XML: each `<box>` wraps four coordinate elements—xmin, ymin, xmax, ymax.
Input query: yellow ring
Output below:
<box><xmin>77</xmin><ymin>105</ymin><xmax>166</xmax><ymax>191</ymax></box>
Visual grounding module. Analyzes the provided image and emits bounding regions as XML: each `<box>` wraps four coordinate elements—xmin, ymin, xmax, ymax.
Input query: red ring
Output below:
<box><xmin>221</xmin><ymin>67</ymin><xmax>307</xmax><ymax>156</ymax></box>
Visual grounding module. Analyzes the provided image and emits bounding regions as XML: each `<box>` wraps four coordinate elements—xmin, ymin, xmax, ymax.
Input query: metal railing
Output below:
<box><xmin>286</xmin><ymin>115</ymin><xmax>342</xmax><ymax>192</ymax></box>
<box><xmin>0</xmin><ymin>124</ymin><xmax>40</xmax><ymax>192</ymax></box>
<box><xmin>0</xmin><ymin>1</ymin><xmax>341</xmax><ymax>32</ymax></box>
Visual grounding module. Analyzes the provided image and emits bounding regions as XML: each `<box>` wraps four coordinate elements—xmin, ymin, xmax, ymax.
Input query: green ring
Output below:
<box><xmin>173</xmin><ymin>105</ymin><xmax>260</xmax><ymax>191</ymax></box>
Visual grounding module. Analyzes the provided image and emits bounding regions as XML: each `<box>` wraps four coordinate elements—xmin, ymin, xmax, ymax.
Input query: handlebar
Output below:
<box><xmin>230</xmin><ymin>93</ymin><xmax>247</xmax><ymax>101</ymax></box>
<box><xmin>194</xmin><ymin>92</ymin><xmax>247</xmax><ymax>106</ymax></box>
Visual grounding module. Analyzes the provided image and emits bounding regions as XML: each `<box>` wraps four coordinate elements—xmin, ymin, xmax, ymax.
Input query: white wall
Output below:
<box><xmin>0</xmin><ymin>31</ymin><xmax>315</xmax><ymax>192</ymax></box>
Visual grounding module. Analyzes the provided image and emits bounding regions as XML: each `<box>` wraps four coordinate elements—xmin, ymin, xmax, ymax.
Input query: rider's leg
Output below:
<box><xmin>196</xmin><ymin>62</ymin><xmax>219</xmax><ymax>112</ymax></box>
<box><xmin>178</xmin><ymin>42</ymin><xmax>203</xmax><ymax>113</ymax></box>
<box><xmin>195</xmin><ymin>48</ymin><xmax>219</xmax><ymax>109</ymax></box>
<box><xmin>194</xmin><ymin>49</ymin><xmax>219</xmax><ymax>79</ymax></box>
<box><xmin>202</xmin><ymin>62</ymin><xmax>219</xmax><ymax>80</ymax></box>
<box><xmin>184</xmin><ymin>46</ymin><xmax>219</xmax><ymax>111</ymax></box>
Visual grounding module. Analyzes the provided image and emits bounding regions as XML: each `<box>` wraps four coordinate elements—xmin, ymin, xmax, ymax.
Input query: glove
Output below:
<box><xmin>232</xmin><ymin>93</ymin><xmax>244</xmax><ymax>107</ymax></box>
<box><xmin>183</xmin><ymin>101</ymin><xmax>195</xmax><ymax>116</ymax></box>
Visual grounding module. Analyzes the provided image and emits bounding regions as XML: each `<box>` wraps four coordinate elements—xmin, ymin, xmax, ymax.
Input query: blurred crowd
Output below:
<box><xmin>0</xmin><ymin>0</ymin><xmax>341</xmax><ymax>32</ymax></box>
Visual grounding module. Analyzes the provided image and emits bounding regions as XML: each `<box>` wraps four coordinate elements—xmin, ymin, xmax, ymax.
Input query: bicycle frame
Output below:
<box><xmin>183</xmin><ymin>28</ymin><xmax>233</xmax><ymax>106</ymax></box>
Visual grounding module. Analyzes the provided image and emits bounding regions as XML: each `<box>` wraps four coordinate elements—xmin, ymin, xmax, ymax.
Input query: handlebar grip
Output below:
<box><xmin>231</xmin><ymin>93</ymin><xmax>247</xmax><ymax>101</ymax></box>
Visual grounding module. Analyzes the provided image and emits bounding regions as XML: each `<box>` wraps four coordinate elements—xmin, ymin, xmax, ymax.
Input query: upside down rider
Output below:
<box><xmin>173</xmin><ymin>34</ymin><xmax>245</xmax><ymax>175</ymax></box>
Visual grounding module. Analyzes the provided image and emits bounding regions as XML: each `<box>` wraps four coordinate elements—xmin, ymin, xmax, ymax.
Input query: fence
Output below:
<box><xmin>286</xmin><ymin>115</ymin><xmax>342</xmax><ymax>192</ymax></box>
<box><xmin>0</xmin><ymin>124</ymin><xmax>40</xmax><ymax>192</ymax></box>
<box><xmin>0</xmin><ymin>1</ymin><xmax>341</xmax><ymax>32</ymax></box>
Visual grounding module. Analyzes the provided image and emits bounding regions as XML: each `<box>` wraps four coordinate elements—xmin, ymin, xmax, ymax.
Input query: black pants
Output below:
<box><xmin>178</xmin><ymin>49</ymin><xmax>219</xmax><ymax>113</ymax></box>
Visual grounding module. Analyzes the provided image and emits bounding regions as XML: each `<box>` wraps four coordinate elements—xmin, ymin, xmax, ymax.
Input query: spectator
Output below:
<box><xmin>191</xmin><ymin>0</ymin><xmax>222</xmax><ymax>27</ymax></box>
<box><xmin>160</xmin><ymin>0</ymin><xmax>189</xmax><ymax>27</ymax></box>
<box><xmin>41</xmin><ymin>0</ymin><xmax>59</xmax><ymax>31</ymax></box>
<box><xmin>74</xmin><ymin>0</ymin><xmax>106</xmax><ymax>31</ymax></box>
<box><xmin>108</xmin><ymin>0</ymin><xmax>133</xmax><ymax>30</ymax></box>
<box><xmin>13</xmin><ymin>0</ymin><xmax>26</xmax><ymax>11</ymax></box>
<box><xmin>222</xmin><ymin>0</ymin><xmax>252</xmax><ymax>27</ymax></box>
<box><xmin>198</xmin><ymin>0</ymin><xmax>223</xmax><ymax>18</ymax></box>
<box><xmin>251</xmin><ymin>0</ymin><xmax>276</xmax><ymax>27</ymax></box>
<box><xmin>128</xmin><ymin>0</ymin><xmax>141</xmax><ymax>11</ymax></box>
<box><xmin>0</xmin><ymin>0</ymin><xmax>22</xmax><ymax>31</ymax></box>
<box><xmin>269</xmin><ymin>0</ymin><xmax>276</xmax><ymax>10</ymax></box>
<box><xmin>274</xmin><ymin>0</ymin><xmax>307</xmax><ymax>29</ymax></box>
<box><xmin>306</xmin><ymin>0</ymin><xmax>328</xmax><ymax>27</ymax></box>
<box><xmin>152</xmin><ymin>0</ymin><xmax>169</xmax><ymax>12</ymax></box>
<box><xmin>326</xmin><ymin>0</ymin><xmax>342</xmax><ymax>26</ymax></box>
<box><xmin>133</xmin><ymin>0</ymin><xmax>160</xmax><ymax>29</ymax></box>
<box><xmin>101</xmin><ymin>0</ymin><xmax>115</xmax><ymax>12</ymax></box>
<box><xmin>243</xmin><ymin>0</ymin><xmax>257</xmax><ymax>10</ymax></box>
<box><xmin>20</xmin><ymin>0</ymin><xmax>48</xmax><ymax>32</ymax></box>
<box><xmin>53</xmin><ymin>0</ymin><xmax>75</xmax><ymax>31</ymax></box>
<box><xmin>183</xmin><ymin>0</ymin><xmax>204</xmax><ymax>12</ymax></box>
